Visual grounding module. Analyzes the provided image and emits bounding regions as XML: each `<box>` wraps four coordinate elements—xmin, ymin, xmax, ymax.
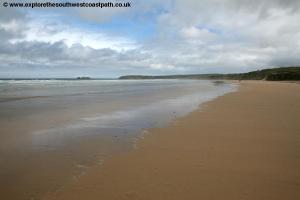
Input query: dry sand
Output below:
<box><xmin>45</xmin><ymin>81</ymin><xmax>300</xmax><ymax>200</ymax></box>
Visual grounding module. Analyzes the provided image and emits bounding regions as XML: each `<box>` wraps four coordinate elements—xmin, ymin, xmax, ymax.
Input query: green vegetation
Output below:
<box><xmin>119</xmin><ymin>67</ymin><xmax>300</xmax><ymax>81</ymax></box>
<box><xmin>76</xmin><ymin>76</ymin><xmax>91</xmax><ymax>80</ymax></box>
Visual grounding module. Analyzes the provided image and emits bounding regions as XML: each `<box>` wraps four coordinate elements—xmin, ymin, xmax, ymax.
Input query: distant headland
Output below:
<box><xmin>119</xmin><ymin>66</ymin><xmax>300</xmax><ymax>81</ymax></box>
<box><xmin>76</xmin><ymin>76</ymin><xmax>91</xmax><ymax>80</ymax></box>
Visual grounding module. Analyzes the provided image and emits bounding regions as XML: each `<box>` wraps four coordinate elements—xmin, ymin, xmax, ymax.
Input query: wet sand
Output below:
<box><xmin>45</xmin><ymin>81</ymin><xmax>300</xmax><ymax>200</ymax></box>
<box><xmin>1</xmin><ymin>80</ymin><xmax>234</xmax><ymax>200</ymax></box>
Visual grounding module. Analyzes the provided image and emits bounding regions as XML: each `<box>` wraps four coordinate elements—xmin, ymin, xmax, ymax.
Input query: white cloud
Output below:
<box><xmin>10</xmin><ymin>18</ymin><xmax>136</xmax><ymax>51</ymax></box>
<box><xmin>181</xmin><ymin>26</ymin><xmax>216</xmax><ymax>42</ymax></box>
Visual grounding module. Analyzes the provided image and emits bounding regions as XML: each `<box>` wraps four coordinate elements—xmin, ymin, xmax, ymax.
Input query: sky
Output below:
<box><xmin>0</xmin><ymin>0</ymin><xmax>300</xmax><ymax>78</ymax></box>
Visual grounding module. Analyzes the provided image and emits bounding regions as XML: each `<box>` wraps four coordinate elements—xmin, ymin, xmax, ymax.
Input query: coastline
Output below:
<box><xmin>45</xmin><ymin>81</ymin><xmax>300</xmax><ymax>200</ymax></box>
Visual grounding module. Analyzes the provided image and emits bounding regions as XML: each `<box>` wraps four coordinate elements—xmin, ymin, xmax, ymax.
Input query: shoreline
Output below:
<box><xmin>0</xmin><ymin>80</ymin><xmax>235</xmax><ymax>200</ymax></box>
<box><xmin>46</xmin><ymin>81</ymin><xmax>300</xmax><ymax>200</ymax></box>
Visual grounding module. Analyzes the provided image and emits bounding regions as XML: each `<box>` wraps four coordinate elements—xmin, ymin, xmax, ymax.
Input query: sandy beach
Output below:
<box><xmin>44</xmin><ymin>81</ymin><xmax>300</xmax><ymax>200</ymax></box>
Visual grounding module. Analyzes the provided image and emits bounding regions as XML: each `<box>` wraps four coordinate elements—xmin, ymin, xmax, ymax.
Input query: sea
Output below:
<box><xmin>0</xmin><ymin>79</ymin><xmax>237</xmax><ymax>199</ymax></box>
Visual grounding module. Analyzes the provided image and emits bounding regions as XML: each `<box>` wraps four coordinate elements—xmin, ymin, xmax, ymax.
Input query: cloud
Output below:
<box><xmin>145</xmin><ymin>0</ymin><xmax>300</xmax><ymax>71</ymax></box>
<box><xmin>1</xmin><ymin>0</ymin><xmax>300</xmax><ymax>77</ymax></box>
<box><xmin>75</xmin><ymin>0</ymin><xmax>173</xmax><ymax>23</ymax></box>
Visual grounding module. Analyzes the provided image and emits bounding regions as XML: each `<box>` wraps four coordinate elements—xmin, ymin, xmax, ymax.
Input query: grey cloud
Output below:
<box><xmin>0</xmin><ymin>5</ymin><xmax>25</xmax><ymax>22</ymax></box>
<box><xmin>0</xmin><ymin>6</ymin><xmax>27</xmax><ymax>40</ymax></box>
<box><xmin>0</xmin><ymin>38</ymin><xmax>154</xmax><ymax>72</ymax></box>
